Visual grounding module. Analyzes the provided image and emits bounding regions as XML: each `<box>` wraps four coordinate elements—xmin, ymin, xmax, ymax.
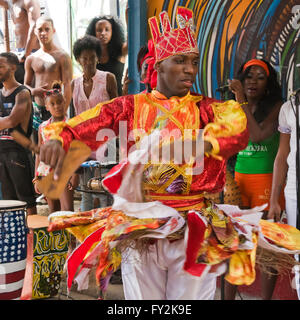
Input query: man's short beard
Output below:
<box><xmin>0</xmin><ymin>71</ymin><xmax>13</xmax><ymax>83</ymax></box>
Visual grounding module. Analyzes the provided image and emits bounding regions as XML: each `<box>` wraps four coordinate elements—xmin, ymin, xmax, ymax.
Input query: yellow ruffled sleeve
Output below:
<box><xmin>203</xmin><ymin>100</ymin><xmax>248</xmax><ymax>160</ymax></box>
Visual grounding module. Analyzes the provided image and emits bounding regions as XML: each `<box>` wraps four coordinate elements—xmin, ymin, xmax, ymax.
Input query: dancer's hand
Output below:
<box><xmin>39</xmin><ymin>140</ymin><xmax>66</xmax><ymax>180</ymax></box>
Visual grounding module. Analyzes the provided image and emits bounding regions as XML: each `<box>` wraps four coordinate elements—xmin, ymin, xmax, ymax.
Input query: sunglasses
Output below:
<box><xmin>44</xmin><ymin>89</ymin><xmax>61</xmax><ymax>97</ymax></box>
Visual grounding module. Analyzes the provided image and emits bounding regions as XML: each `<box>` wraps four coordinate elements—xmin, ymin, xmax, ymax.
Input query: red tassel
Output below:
<box><xmin>183</xmin><ymin>211</ymin><xmax>207</xmax><ymax>276</ymax></box>
<box><xmin>66</xmin><ymin>227</ymin><xmax>105</xmax><ymax>289</ymax></box>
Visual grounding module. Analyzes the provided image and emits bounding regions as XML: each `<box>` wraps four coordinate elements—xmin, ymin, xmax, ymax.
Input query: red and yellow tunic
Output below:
<box><xmin>45</xmin><ymin>90</ymin><xmax>248</xmax><ymax>210</ymax></box>
<box><xmin>47</xmin><ymin>90</ymin><xmax>248</xmax><ymax>209</ymax></box>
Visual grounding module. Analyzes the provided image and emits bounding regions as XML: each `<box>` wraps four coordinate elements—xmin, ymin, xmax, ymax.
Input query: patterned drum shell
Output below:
<box><xmin>21</xmin><ymin>215</ymin><xmax>70</xmax><ymax>300</ymax></box>
<box><xmin>0</xmin><ymin>200</ymin><xmax>27</xmax><ymax>300</ymax></box>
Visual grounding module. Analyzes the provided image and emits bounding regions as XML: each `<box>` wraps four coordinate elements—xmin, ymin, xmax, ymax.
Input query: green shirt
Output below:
<box><xmin>235</xmin><ymin>132</ymin><xmax>279</xmax><ymax>174</ymax></box>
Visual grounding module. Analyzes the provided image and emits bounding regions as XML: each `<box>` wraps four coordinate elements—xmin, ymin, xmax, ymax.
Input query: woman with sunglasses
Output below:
<box><xmin>33</xmin><ymin>82</ymin><xmax>77</xmax><ymax>213</ymax></box>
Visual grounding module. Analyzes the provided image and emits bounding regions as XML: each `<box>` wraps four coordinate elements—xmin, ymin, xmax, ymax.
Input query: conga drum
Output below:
<box><xmin>80</xmin><ymin>161</ymin><xmax>101</xmax><ymax>189</ymax></box>
<box><xmin>21</xmin><ymin>215</ymin><xmax>70</xmax><ymax>300</ymax></box>
<box><xmin>223</xmin><ymin>170</ymin><xmax>242</xmax><ymax>206</ymax></box>
<box><xmin>78</xmin><ymin>160</ymin><xmax>115</xmax><ymax>206</ymax></box>
<box><xmin>0</xmin><ymin>201</ymin><xmax>28</xmax><ymax>300</ymax></box>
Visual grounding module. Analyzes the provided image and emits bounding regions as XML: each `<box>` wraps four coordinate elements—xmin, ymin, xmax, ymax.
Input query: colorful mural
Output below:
<box><xmin>148</xmin><ymin>0</ymin><xmax>300</xmax><ymax>101</ymax></box>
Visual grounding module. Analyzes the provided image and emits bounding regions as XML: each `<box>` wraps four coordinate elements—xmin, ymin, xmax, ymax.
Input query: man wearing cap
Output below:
<box><xmin>39</xmin><ymin>8</ymin><xmax>250</xmax><ymax>300</ymax></box>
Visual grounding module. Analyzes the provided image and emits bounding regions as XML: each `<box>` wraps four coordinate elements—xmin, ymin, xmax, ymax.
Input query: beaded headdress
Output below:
<box><xmin>148</xmin><ymin>7</ymin><xmax>199</xmax><ymax>62</ymax></box>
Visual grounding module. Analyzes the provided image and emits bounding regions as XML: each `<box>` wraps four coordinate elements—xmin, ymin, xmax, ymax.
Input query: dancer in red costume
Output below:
<box><xmin>39</xmin><ymin>8</ymin><xmax>300</xmax><ymax>300</ymax></box>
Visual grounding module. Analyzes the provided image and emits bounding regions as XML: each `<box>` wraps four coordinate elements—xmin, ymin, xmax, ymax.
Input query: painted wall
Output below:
<box><xmin>147</xmin><ymin>0</ymin><xmax>300</xmax><ymax>101</ymax></box>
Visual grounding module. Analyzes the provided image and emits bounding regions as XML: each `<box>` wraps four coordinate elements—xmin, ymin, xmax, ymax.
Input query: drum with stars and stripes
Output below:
<box><xmin>0</xmin><ymin>201</ymin><xmax>28</xmax><ymax>300</ymax></box>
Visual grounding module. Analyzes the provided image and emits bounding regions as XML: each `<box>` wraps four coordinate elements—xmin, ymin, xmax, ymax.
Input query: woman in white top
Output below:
<box><xmin>72</xmin><ymin>35</ymin><xmax>118</xmax><ymax>211</ymax></box>
<box><xmin>72</xmin><ymin>35</ymin><xmax>118</xmax><ymax>113</ymax></box>
<box><xmin>269</xmin><ymin>95</ymin><xmax>299</xmax><ymax>226</ymax></box>
<box><xmin>269</xmin><ymin>90</ymin><xmax>300</xmax><ymax>299</ymax></box>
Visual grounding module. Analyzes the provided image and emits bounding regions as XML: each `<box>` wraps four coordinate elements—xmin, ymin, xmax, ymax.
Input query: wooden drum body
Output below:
<box><xmin>204</xmin><ymin>170</ymin><xmax>242</xmax><ymax>206</ymax></box>
<box><xmin>21</xmin><ymin>215</ymin><xmax>70</xmax><ymax>300</ymax></box>
<box><xmin>0</xmin><ymin>201</ymin><xmax>27</xmax><ymax>300</ymax></box>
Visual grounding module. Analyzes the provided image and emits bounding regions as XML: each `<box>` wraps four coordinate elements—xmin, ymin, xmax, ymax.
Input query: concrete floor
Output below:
<box><xmin>51</xmin><ymin>278</ymin><xmax>258</xmax><ymax>301</ymax></box>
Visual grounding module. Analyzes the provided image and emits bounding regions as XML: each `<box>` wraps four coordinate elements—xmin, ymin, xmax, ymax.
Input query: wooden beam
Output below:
<box><xmin>2</xmin><ymin>7</ymin><xmax>10</xmax><ymax>52</ymax></box>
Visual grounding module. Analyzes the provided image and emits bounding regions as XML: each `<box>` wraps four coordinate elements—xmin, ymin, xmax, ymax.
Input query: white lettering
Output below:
<box><xmin>95</xmin><ymin>128</ymin><xmax>117</xmax><ymax>163</ymax></box>
<box><xmin>107</xmin><ymin>304</ymin><xmax>142</xmax><ymax>318</ymax></box>
<box><xmin>94</xmin><ymin>124</ymin><xmax>206</xmax><ymax>175</ymax></box>
<box><xmin>152</xmin><ymin>305</ymin><xmax>165</xmax><ymax>314</ymax></box>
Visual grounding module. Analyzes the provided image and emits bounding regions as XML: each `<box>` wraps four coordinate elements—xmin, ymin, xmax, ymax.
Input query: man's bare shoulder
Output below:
<box><xmin>54</xmin><ymin>48</ymin><xmax>71</xmax><ymax>61</ymax></box>
<box><xmin>54</xmin><ymin>49</ymin><xmax>72</xmax><ymax>71</ymax></box>
<box><xmin>30</xmin><ymin>48</ymin><xmax>64</xmax><ymax>60</ymax></box>
<box><xmin>25</xmin><ymin>49</ymin><xmax>44</xmax><ymax>65</ymax></box>
<box><xmin>30</xmin><ymin>48</ymin><xmax>44</xmax><ymax>58</ymax></box>
<box><xmin>16</xmin><ymin>87</ymin><xmax>31</xmax><ymax>105</ymax></box>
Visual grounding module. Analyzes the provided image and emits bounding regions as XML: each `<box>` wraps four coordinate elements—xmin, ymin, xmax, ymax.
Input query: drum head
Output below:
<box><xmin>27</xmin><ymin>215</ymin><xmax>49</xmax><ymax>229</ymax></box>
<box><xmin>0</xmin><ymin>200</ymin><xmax>27</xmax><ymax>210</ymax></box>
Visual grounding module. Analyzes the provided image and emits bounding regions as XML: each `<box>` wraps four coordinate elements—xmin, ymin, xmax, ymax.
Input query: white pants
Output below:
<box><xmin>285</xmin><ymin>193</ymin><xmax>298</xmax><ymax>228</ymax></box>
<box><xmin>121</xmin><ymin>238</ymin><xmax>217</xmax><ymax>300</ymax></box>
<box><xmin>284</xmin><ymin>193</ymin><xmax>300</xmax><ymax>299</ymax></box>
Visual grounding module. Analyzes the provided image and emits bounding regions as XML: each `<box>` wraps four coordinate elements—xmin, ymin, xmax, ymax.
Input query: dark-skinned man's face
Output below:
<box><xmin>156</xmin><ymin>52</ymin><xmax>199</xmax><ymax>98</ymax></box>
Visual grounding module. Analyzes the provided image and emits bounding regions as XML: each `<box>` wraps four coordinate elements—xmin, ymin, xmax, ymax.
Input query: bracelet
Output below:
<box><xmin>240</xmin><ymin>101</ymin><xmax>248</xmax><ymax>106</ymax></box>
<box><xmin>32</xmin><ymin>177</ymin><xmax>39</xmax><ymax>184</ymax></box>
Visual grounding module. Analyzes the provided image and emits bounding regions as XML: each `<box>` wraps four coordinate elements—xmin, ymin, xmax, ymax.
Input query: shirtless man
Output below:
<box><xmin>24</xmin><ymin>16</ymin><xmax>73</xmax><ymax>142</ymax></box>
<box><xmin>0</xmin><ymin>0</ymin><xmax>40</xmax><ymax>83</ymax></box>
<box><xmin>0</xmin><ymin>52</ymin><xmax>36</xmax><ymax>214</ymax></box>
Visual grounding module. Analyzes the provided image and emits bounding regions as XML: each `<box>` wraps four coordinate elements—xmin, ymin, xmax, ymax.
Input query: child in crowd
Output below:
<box><xmin>33</xmin><ymin>82</ymin><xmax>78</xmax><ymax>213</ymax></box>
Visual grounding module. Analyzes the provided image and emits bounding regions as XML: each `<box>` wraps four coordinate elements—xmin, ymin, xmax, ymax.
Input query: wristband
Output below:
<box><xmin>32</xmin><ymin>177</ymin><xmax>40</xmax><ymax>184</ymax></box>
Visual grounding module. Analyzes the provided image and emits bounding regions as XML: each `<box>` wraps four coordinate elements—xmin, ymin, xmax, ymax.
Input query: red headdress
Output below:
<box><xmin>148</xmin><ymin>7</ymin><xmax>199</xmax><ymax>63</ymax></box>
